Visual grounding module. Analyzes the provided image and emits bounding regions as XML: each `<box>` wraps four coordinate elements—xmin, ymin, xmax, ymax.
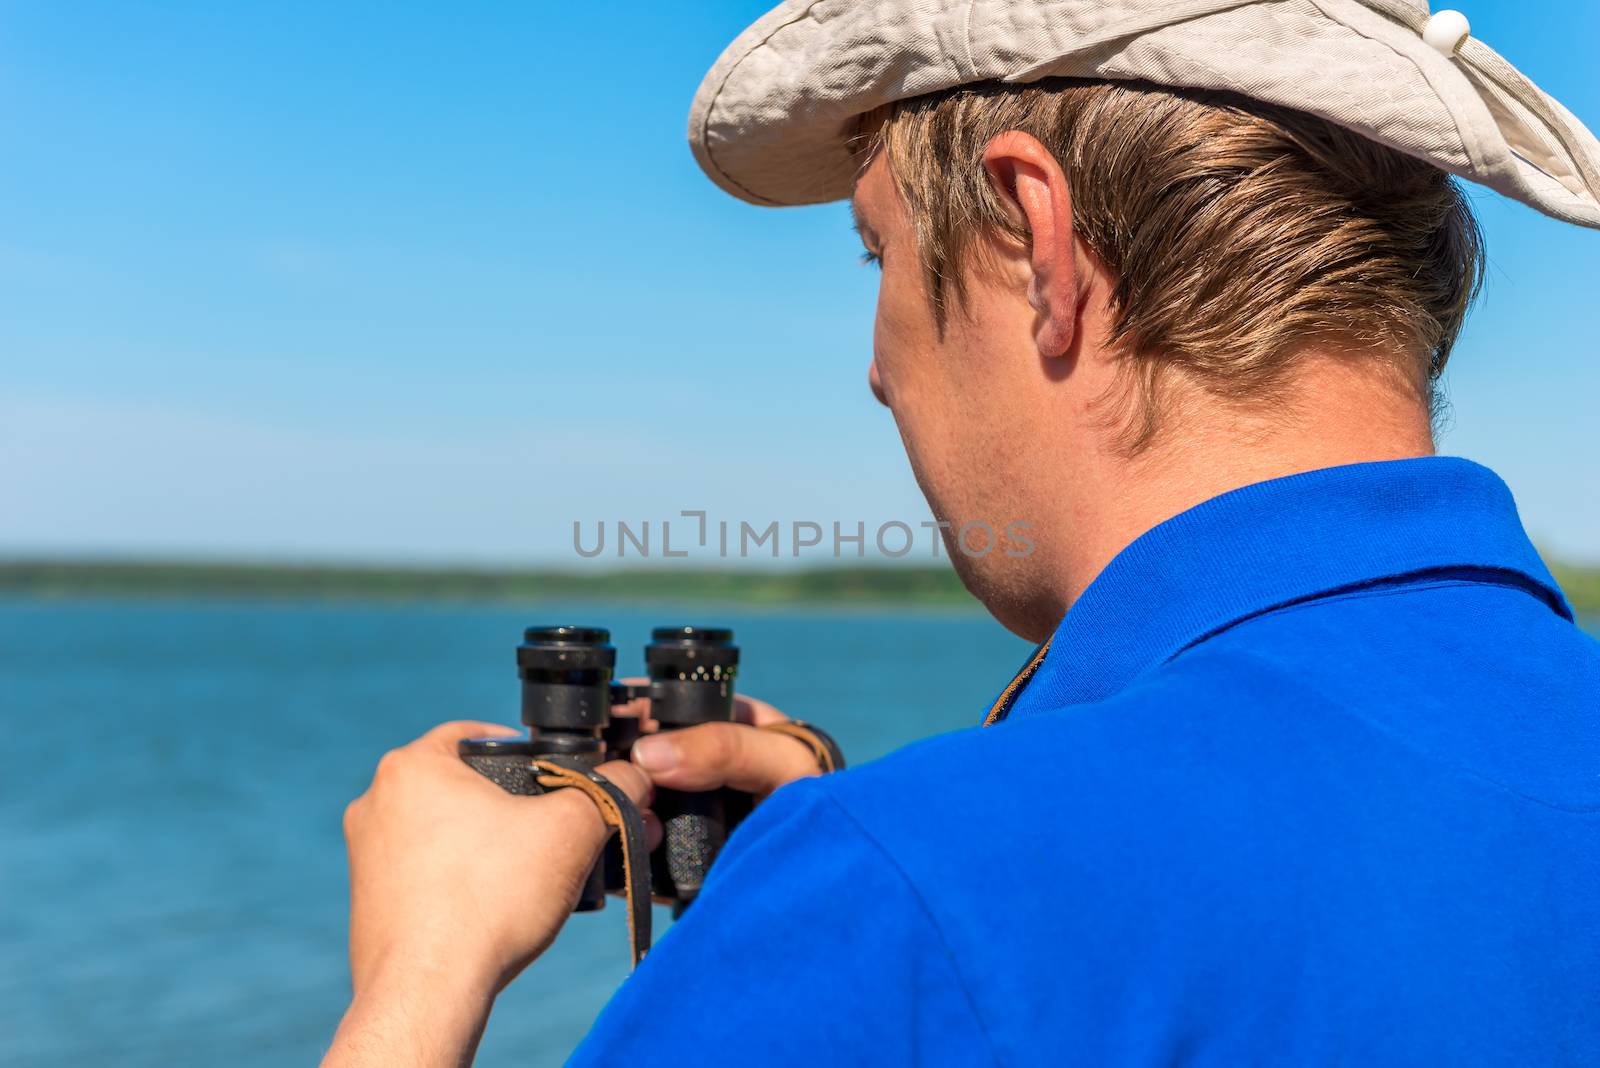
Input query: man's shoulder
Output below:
<box><xmin>814</xmin><ymin>655</ymin><xmax>1304</xmax><ymax>889</ymax></box>
<box><xmin>815</xmin><ymin>601</ymin><xmax>1600</xmax><ymax>917</ymax></box>
<box><xmin>829</xmin><ymin>641</ymin><xmax>1320</xmax><ymax>815</ymax></box>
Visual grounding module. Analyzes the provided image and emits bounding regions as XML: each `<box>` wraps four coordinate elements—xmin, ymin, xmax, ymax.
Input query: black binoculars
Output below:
<box><xmin>462</xmin><ymin>623</ymin><xmax>744</xmax><ymax>903</ymax></box>
<box><xmin>461</xmin><ymin>623</ymin><xmax>843</xmax><ymax>964</ymax></box>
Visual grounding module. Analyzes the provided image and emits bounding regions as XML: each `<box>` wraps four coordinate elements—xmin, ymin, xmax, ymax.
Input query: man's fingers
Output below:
<box><xmin>609</xmin><ymin>677</ymin><xmax>651</xmax><ymax>718</ymax></box>
<box><xmin>631</xmin><ymin>721</ymin><xmax>820</xmax><ymax>794</ymax></box>
<box><xmin>609</xmin><ymin>677</ymin><xmax>658</xmax><ymax>731</ymax></box>
<box><xmin>620</xmin><ymin>688</ymin><xmax>783</xmax><ymax>730</ymax></box>
<box><xmin>595</xmin><ymin>759</ymin><xmax>654</xmax><ymax>810</ymax></box>
<box><xmin>415</xmin><ymin>720</ymin><xmax>520</xmax><ymax>753</ymax></box>
<box><xmin>733</xmin><ymin>694</ymin><xmax>789</xmax><ymax>727</ymax></box>
<box><xmin>524</xmin><ymin>760</ymin><xmax>655</xmax><ymax>855</ymax></box>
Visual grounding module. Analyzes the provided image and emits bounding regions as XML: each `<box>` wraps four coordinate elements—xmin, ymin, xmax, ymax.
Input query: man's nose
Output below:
<box><xmin>868</xmin><ymin>357</ymin><xmax>888</xmax><ymax>407</ymax></box>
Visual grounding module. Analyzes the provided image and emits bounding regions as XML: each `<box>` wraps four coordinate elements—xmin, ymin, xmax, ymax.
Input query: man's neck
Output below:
<box><xmin>1052</xmin><ymin>354</ymin><xmax>1435</xmax><ymax>616</ymax></box>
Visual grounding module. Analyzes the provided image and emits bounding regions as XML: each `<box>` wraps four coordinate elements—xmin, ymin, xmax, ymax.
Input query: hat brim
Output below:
<box><xmin>687</xmin><ymin>0</ymin><xmax>1600</xmax><ymax>229</ymax></box>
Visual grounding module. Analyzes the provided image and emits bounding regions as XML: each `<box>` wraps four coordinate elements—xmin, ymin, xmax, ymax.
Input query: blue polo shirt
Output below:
<box><xmin>571</xmin><ymin>457</ymin><xmax>1600</xmax><ymax>1066</ymax></box>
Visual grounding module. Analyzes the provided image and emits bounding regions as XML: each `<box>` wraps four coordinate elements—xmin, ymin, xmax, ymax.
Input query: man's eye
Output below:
<box><xmin>859</xmin><ymin>249</ymin><xmax>882</xmax><ymax>270</ymax></box>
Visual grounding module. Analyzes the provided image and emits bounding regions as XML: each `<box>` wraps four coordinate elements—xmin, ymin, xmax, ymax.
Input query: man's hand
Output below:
<box><xmin>620</xmin><ymin>689</ymin><xmax>824</xmax><ymax>801</ymax></box>
<box><xmin>323</xmin><ymin>720</ymin><xmax>652</xmax><ymax>1068</ymax></box>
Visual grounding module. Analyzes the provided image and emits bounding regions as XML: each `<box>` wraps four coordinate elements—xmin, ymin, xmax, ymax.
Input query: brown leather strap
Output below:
<box><xmin>531</xmin><ymin>760</ymin><xmax>653</xmax><ymax>968</ymax></box>
<box><xmin>983</xmin><ymin>637</ymin><xmax>1052</xmax><ymax>726</ymax></box>
<box><xmin>761</xmin><ymin>720</ymin><xmax>846</xmax><ymax>773</ymax></box>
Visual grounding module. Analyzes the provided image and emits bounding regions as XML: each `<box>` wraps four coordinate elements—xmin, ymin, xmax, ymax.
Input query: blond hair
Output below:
<box><xmin>856</xmin><ymin>79</ymin><xmax>1484</xmax><ymax>448</ymax></box>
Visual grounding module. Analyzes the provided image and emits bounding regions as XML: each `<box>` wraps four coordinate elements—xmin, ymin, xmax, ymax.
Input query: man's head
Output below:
<box><xmin>848</xmin><ymin>79</ymin><xmax>1484</xmax><ymax>636</ymax></box>
<box><xmin>690</xmin><ymin>0</ymin><xmax>1600</xmax><ymax>638</ymax></box>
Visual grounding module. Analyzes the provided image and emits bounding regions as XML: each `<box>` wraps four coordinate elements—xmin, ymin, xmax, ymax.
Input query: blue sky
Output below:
<box><xmin>2</xmin><ymin>1</ymin><xmax>1596</xmax><ymax>566</ymax></box>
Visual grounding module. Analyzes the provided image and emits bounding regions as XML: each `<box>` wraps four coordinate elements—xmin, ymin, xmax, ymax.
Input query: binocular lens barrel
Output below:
<box><xmin>506</xmin><ymin>626</ymin><xmax>620</xmax><ymax>910</ymax></box>
<box><xmin>640</xmin><ymin>626</ymin><xmax>741</xmax><ymax>906</ymax></box>
<box><xmin>645</xmin><ymin>625</ymin><xmax>739</xmax><ymax>728</ymax></box>
<box><xmin>518</xmin><ymin>625</ymin><xmax>616</xmax><ymax>731</ymax></box>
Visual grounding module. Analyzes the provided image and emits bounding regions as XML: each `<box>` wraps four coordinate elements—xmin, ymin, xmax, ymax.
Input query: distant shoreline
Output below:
<box><xmin>0</xmin><ymin>559</ymin><xmax>980</xmax><ymax>608</ymax></box>
<box><xmin>1544</xmin><ymin>560</ymin><xmax>1600</xmax><ymax>616</ymax></box>
<box><xmin>2</xmin><ymin>558</ymin><xmax>1595</xmax><ymax>615</ymax></box>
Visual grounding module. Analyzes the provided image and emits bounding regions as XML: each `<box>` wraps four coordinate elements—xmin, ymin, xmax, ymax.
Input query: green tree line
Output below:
<box><xmin>0</xmin><ymin>560</ymin><xmax>977</xmax><ymax>606</ymax></box>
<box><xmin>1</xmin><ymin>558</ymin><xmax>1596</xmax><ymax>615</ymax></box>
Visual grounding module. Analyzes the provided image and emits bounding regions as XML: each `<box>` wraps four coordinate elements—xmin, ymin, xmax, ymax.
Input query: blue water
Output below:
<box><xmin>0</xmin><ymin>597</ymin><xmax>1032</xmax><ymax>1067</ymax></box>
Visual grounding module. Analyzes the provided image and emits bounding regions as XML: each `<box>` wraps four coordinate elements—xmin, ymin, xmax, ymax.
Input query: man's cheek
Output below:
<box><xmin>868</xmin><ymin>357</ymin><xmax>888</xmax><ymax>406</ymax></box>
<box><xmin>873</xmin><ymin>288</ymin><xmax>923</xmax><ymax>384</ymax></box>
<box><xmin>870</xmin><ymin>304</ymin><xmax>903</xmax><ymax>400</ymax></box>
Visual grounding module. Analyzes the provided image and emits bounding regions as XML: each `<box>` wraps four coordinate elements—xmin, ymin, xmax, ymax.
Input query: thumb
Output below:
<box><xmin>631</xmin><ymin>722</ymin><xmax>820</xmax><ymax>796</ymax></box>
<box><xmin>593</xmin><ymin>761</ymin><xmax>664</xmax><ymax>853</ymax></box>
<box><xmin>525</xmin><ymin>760</ymin><xmax>657</xmax><ymax>862</ymax></box>
<box><xmin>594</xmin><ymin>759</ymin><xmax>654</xmax><ymax>810</ymax></box>
<box><xmin>416</xmin><ymin>719</ymin><xmax>521</xmax><ymax>755</ymax></box>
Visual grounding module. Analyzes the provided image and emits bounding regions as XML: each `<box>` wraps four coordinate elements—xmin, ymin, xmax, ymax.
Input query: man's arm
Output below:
<box><xmin>323</xmin><ymin>958</ymin><xmax>496</xmax><ymax>1068</ymax></box>
<box><xmin>322</xmin><ymin>702</ymin><xmax>873</xmax><ymax>1066</ymax></box>
<box><xmin>321</xmin><ymin>720</ymin><xmax>653</xmax><ymax>1068</ymax></box>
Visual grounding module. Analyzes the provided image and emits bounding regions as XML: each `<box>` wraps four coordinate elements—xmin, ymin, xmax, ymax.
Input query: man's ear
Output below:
<box><xmin>982</xmin><ymin>131</ymin><xmax>1081</xmax><ymax>360</ymax></box>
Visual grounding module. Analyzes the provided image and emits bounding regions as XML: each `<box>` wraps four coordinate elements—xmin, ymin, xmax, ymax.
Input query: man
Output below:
<box><xmin>325</xmin><ymin>1</ymin><xmax>1600</xmax><ymax>1064</ymax></box>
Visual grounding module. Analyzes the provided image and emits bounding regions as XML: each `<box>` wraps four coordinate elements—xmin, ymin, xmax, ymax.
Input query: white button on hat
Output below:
<box><xmin>1423</xmin><ymin>9</ymin><xmax>1471</xmax><ymax>57</ymax></box>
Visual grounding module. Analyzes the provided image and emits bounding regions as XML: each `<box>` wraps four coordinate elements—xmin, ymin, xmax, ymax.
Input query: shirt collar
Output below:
<box><xmin>1002</xmin><ymin>457</ymin><xmax>1571</xmax><ymax>718</ymax></box>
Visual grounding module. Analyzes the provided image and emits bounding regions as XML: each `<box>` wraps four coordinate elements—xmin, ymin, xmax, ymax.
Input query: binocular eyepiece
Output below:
<box><xmin>513</xmin><ymin>623</ymin><xmax>737</xmax><ymax>725</ymax></box>
<box><xmin>460</xmin><ymin>624</ymin><xmax>747</xmax><ymax>915</ymax></box>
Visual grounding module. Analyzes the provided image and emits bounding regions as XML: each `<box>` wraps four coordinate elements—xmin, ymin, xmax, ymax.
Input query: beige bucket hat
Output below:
<box><xmin>687</xmin><ymin>0</ymin><xmax>1600</xmax><ymax>229</ymax></box>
